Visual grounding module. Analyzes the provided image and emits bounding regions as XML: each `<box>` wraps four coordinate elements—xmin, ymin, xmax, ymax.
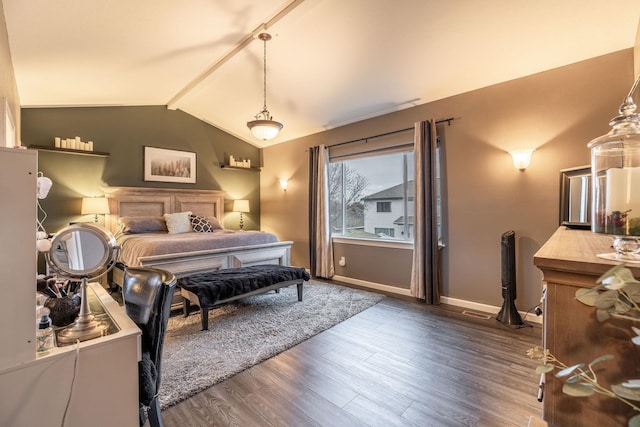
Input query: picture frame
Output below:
<box><xmin>559</xmin><ymin>165</ymin><xmax>591</xmax><ymax>229</ymax></box>
<box><xmin>144</xmin><ymin>146</ymin><xmax>196</xmax><ymax>184</ymax></box>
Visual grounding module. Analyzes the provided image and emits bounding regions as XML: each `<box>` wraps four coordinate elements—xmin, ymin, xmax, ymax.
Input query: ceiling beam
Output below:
<box><xmin>166</xmin><ymin>0</ymin><xmax>305</xmax><ymax>110</ymax></box>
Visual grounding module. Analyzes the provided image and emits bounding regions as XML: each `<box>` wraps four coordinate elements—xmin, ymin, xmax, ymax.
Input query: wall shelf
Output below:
<box><xmin>29</xmin><ymin>145</ymin><xmax>110</xmax><ymax>157</ymax></box>
<box><xmin>220</xmin><ymin>164</ymin><xmax>261</xmax><ymax>172</ymax></box>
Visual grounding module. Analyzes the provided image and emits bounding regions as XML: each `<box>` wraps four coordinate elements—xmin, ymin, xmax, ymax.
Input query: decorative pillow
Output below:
<box><xmin>206</xmin><ymin>216</ymin><xmax>224</xmax><ymax>230</ymax></box>
<box><xmin>163</xmin><ymin>211</ymin><xmax>192</xmax><ymax>234</ymax></box>
<box><xmin>189</xmin><ymin>215</ymin><xmax>224</xmax><ymax>232</ymax></box>
<box><xmin>119</xmin><ymin>216</ymin><xmax>168</xmax><ymax>234</ymax></box>
<box><xmin>190</xmin><ymin>215</ymin><xmax>214</xmax><ymax>233</ymax></box>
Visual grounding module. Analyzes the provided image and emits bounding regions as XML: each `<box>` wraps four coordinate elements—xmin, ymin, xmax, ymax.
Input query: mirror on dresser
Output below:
<box><xmin>45</xmin><ymin>222</ymin><xmax>119</xmax><ymax>344</ymax></box>
<box><xmin>559</xmin><ymin>165</ymin><xmax>592</xmax><ymax>229</ymax></box>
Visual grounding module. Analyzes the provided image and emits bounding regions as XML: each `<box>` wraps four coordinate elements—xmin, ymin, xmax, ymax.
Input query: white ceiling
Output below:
<box><xmin>3</xmin><ymin>0</ymin><xmax>640</xmax><ymax>148</ymax></box>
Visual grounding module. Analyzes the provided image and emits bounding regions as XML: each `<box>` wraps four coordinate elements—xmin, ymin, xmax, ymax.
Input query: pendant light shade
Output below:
<box><xmin>247</xmin><ymin>33</ymin><xmax>283</xmax><ymax>141</ymax></box>
<box><xmin>247</xmin><ymin>118</ymin><xmax>283</xmax><ymax>141</ymax></box>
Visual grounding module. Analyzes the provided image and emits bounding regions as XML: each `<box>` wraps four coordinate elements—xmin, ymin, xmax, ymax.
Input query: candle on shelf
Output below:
<box><xmin>54</xmin><ymin>137</ymin><xmax>61</xmax><ymax>148</ymax></box>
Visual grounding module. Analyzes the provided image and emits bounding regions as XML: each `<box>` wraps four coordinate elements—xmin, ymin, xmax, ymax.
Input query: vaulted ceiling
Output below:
<box><xmin>3</xmin><ymin>1</ymin><xmax>640</xmax><ymax>147</ymax></box>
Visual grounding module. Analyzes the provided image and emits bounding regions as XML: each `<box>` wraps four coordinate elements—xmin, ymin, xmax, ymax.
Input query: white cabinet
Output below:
<box><xmin>0</xmin><ymin>283</ymin><xmax>141</xmax><ymax>427</ymax></box>
<box><xmin>0</xmin><ymin>147</ymin><xmax>37</xmax><ymax>371</ymax></box>
<box><xmin>0</xmin><ymin>148</ymin><xmax>141</xmax><ymax>426</ymax></box>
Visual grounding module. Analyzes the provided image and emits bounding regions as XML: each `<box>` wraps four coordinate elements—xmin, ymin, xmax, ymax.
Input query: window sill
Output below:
<box><xmin>331</xmin><ymin>236</ymin><xmax>413</xmax><ymax>250</ymax></box>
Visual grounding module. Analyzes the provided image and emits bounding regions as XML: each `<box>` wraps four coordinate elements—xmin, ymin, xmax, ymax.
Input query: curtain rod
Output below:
<box><xmin>329</xmin><ymin>117</ymin><xmax>455</xmax><ymax>148</ymax></box>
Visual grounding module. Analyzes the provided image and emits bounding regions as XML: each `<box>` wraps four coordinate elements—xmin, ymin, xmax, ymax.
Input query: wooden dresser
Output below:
<box><xmin>534</xmin><ymin>227</ymin><xmax>640</xmax><ymax>427</ymax></box>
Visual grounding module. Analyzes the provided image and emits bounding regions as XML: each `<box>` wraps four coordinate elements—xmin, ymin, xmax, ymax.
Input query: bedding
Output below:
<box><xmin>116</xmin><ymin>229</ymin><xmax>280</xmax><ymax>267</ymax></box>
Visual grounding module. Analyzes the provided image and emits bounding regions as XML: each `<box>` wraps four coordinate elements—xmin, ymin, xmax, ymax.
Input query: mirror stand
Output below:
<box><xmin>45</xmin><ymin>223</ymin><xmax>119</xmax><ymax>345</ymax></box>
<box><xmin>56</xmin><ymin>278</ymin><xmax>109</xmax><ymax>344</ymax></box>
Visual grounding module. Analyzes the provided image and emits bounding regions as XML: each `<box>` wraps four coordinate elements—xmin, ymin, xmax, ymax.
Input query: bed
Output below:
<box><xmin>102</xmin><ymin>187</ymin><xmax>293</xmax><ymax>300</ymax></box>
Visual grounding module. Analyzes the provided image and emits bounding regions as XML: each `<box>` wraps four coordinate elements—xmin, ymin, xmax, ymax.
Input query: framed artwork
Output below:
<box><xmin>144</xmin><ymin>146</ymin><xmax>196</xmax><ymax>183</ymax></box>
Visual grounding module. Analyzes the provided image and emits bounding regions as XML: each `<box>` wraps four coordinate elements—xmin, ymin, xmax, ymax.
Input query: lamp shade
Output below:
<box><xmin>232</xmin><ymin>199</ymin><xmax>250</xmax><ymax>213</ymax></box>
<box><xmin>247</xmin><ymin>119</ymin><xmax>283</xmax><ymax>141</ymax></box>
<box><xmin>509</xmin><ymin>149</ymin><xmax>534</xmax><ymax>171</ymax></box>
<box><xmin>81</xmin><ymin>197</ymin><xmax>110</xmax><ymax>215</ymax></box>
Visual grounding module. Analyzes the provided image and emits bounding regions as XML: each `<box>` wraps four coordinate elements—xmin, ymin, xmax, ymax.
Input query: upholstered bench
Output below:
<box><xmin>177</xmin><ymin>265</ymin><xmax>311</xmax><ymax>330</ymax></box>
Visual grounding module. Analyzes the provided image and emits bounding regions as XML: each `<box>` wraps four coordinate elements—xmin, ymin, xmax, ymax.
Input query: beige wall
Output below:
<box><xmin>0</xmin><ymin>1</ymin><xmax>20</xmax><ymax>143</ymax></box>
<box><xmin>261</xmin><ymin>49</ymin><xmax>634</xmax><ymax>311</ymax></box>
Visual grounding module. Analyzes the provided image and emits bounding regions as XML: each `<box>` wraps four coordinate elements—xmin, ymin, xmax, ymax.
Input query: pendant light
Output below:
<box><xmin>247</xmin><ymin>33</ymin><xmax>283</xmax><ymax>141</ymax></box>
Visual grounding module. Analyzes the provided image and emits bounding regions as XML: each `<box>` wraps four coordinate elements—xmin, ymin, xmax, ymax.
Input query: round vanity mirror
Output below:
<box><xmin>47</xmin><ymin>223</ymin><xmax>117</xmax><ymax>279</ymax></box>
<box><xmin>45</xmin><ymin>223</ymin><xmax>119</xmax><ymax>344</ymax></box>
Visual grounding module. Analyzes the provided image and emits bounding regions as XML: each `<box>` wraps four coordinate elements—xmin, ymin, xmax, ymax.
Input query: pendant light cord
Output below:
<box><xmin>262</xmin><ymin>34</ymin><xmax>268</xmax><ymax>112</ymax></box>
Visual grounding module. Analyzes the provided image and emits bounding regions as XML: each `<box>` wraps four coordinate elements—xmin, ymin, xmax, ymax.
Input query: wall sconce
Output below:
<box><xmin>81</xmin><ymin>197</ymin><xmax>110</xmax><ymax>223</ymax></box>
<box><xmin>509</xmin><ymin>149</ymin><xmax>535</xmax><ymax>171</ymax></box>
<box><xmin>279</xmin><ymin>179</ymin><xmax>288</xmax><ymax>191</ymax></box>
<box><xmin>232</xmin><ymin>199</ymin><xmax>250</xmax><ymax>230</ymax></box>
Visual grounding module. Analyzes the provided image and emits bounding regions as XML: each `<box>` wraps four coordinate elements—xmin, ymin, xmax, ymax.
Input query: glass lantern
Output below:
<box><xmin>588</xmin><ymin>75</ymin><xmax>640</xmax><ymax>261</ymax></box>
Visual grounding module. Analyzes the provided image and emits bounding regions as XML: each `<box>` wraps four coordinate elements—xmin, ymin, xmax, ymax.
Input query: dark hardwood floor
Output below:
<box><xmin>161</xmin><ymin>294</ymin><xmax>543</xmax><ymax>427</ymax></box>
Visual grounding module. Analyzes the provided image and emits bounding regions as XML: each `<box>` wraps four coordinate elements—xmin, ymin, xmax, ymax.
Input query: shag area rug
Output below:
<box><xmin>159</xmin><ymin>280</ymin><xmax>384</xmax><ymax>409</ymax></box>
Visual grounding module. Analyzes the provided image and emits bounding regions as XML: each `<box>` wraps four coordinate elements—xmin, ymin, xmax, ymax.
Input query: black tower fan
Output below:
<box><xmin>496</xmin><ymin>230</ymin><xmax>526</xmax><ymax>327</ymax></box>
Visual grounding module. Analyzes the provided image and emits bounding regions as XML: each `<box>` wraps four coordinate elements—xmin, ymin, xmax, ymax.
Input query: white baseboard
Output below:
<box><xmin>332</xmin><ymin>275</ymin><xmax>413</xmax><ymax>296</ymax></box>
<box><xmin>331</xmin><ymin>275</ymin><xmax>542</xmax><ymax>325</ymax></box>
<box><xmin>441</xmin><ymin>296</ymin><xmax>542</xmax><ymax>325</ymax></box>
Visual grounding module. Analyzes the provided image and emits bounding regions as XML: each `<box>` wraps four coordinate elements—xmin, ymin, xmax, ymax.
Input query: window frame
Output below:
<box><xmin>376</xmin><ymin>201</ymin><xmax>392</xmax><ymax>213</ymax></box>
<box><xmin>328</xmin><ymin>149</ymin><xmax>415</xmax><ymax>242</ymax></box>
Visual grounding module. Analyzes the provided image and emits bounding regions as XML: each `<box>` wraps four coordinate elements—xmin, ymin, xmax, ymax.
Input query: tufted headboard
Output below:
<box><xmin>101</xmin><ymin>186</ymin><xmax>225</xmax><ymax>234</ymax></box>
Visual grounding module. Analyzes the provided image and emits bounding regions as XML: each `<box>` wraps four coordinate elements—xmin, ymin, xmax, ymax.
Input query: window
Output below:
<box><xmin>376</xmin><ymin>202</ymin><xmax>391</xmax><ymax>212</ymax></box>
<box><xmin>374</xmin><ymin>227</ymin><xmax>395</xmax><ymax>237</ymax></box>
<box><xmin>329</xmin><ymin>151</ymin><xmax>414</xmax><ymax>241</ymax></box>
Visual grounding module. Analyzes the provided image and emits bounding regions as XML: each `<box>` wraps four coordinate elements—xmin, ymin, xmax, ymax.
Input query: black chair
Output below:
<box><xmin>122</xmin><ymin>267</ymin><xmax>177</xmax><ymax>427</ymax></box>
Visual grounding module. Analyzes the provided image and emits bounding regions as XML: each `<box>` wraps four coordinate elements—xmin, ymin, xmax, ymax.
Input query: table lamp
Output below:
<box><xmin>232</xmin><ymin>199</ymin><xmax>250</xmax><ymax>230</ymax></box>
<box><xmin>81</xmin><ymin>197</ymin><xmax>110</xmax><ymax>224</ymax></box>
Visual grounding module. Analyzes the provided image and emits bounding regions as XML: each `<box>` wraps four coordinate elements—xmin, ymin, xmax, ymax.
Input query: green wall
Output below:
<box><xmin>22</xmin><ymin>106</ymin><xmax>261</xmax><ymax>234</ymax></box>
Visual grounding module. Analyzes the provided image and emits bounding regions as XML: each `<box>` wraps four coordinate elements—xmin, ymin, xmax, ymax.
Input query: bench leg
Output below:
<box><xmin>201</xmin><ymin>307</ymin><xmax>210</xmax><ymax>331</ymax></box>
<box><xmin>297</xmin><ymin>282</ymin><xmax>303</xmax><ymax>301</ymax></box>
<box><xmin>183</xmin><ymin>297</ymin><xmax>191</xmax><ymax>317</ymax></box>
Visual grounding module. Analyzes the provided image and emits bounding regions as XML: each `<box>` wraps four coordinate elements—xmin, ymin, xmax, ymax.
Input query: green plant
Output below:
<box><xmin>528</xmin><ymin>346</ymin><xmax>640</xmax><ymax>426</ymax></box>
<box><xmin>575</xmin><ymin>263</ymin><xmax>640</xmax><ymax>322</ymax></box>
<box><xmin>528</xmin><ymin>263</ymin><xmax>640</xmax><ymax>426</ymax></box>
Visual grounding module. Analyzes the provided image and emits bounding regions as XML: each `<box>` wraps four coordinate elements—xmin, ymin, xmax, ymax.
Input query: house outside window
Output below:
<box><xmin>329</xmin><ymin>151</ymin><xmax>414</xmax><ymax>240</ymax></box>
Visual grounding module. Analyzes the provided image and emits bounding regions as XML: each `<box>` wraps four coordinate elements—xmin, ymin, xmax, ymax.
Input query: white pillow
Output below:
<box><xmin>163</xmin><ymin>211</ymin><xmax>192</xmax><ymax>234</ymax></box>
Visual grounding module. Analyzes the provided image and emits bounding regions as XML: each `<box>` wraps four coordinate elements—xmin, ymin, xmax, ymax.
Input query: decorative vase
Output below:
<box><xmin>588</xmin><ymin>75</ymin><xmax>640</xmax><ymax>260</ymax></box>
